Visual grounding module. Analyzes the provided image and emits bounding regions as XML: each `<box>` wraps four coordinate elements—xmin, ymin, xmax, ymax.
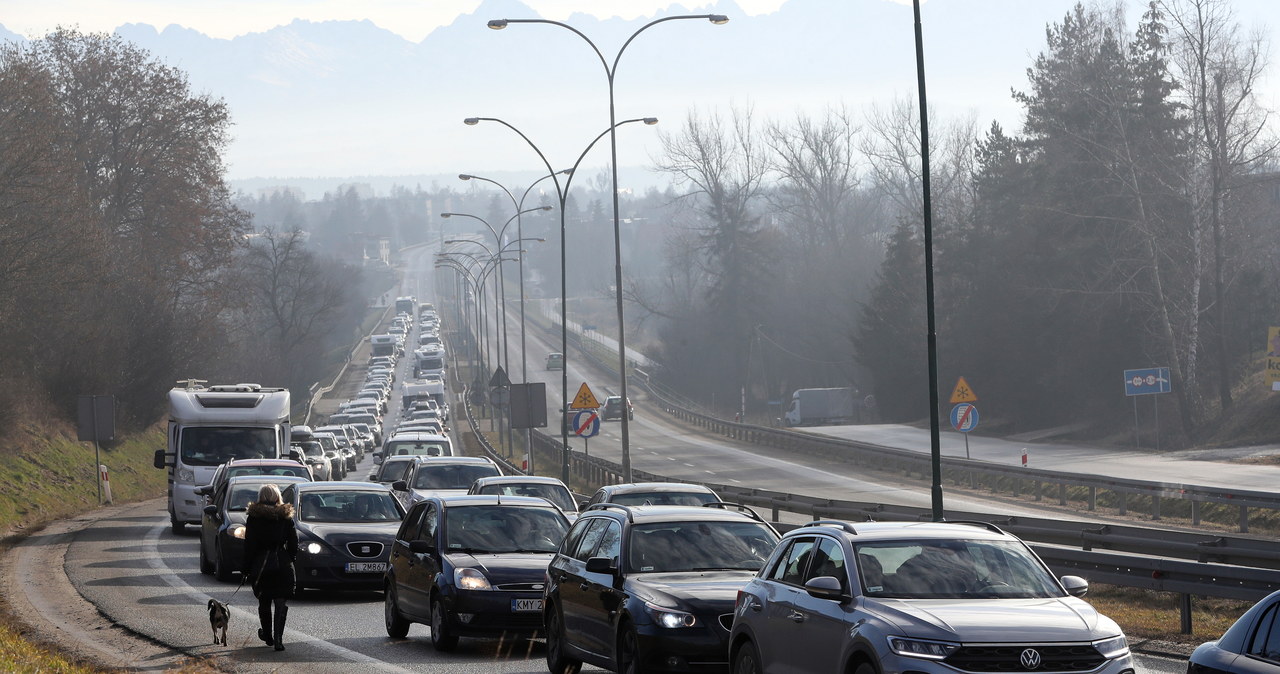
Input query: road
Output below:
<box><xmin>0</xmin><ymin>247</ymin><xmax>1216</xmax><ymax>671</ymax></box>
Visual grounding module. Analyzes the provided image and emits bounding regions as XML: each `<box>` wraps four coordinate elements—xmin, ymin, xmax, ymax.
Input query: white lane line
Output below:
<box><xmin>683</xmin><ymin>463</ymin><xmax>695</xmax><ymax>467</ymax></box>
<box><xmin>704</xmin><ymin>471</ymin><xmax>715</xmax><ymax>475</ymax></box>
<box><xmin>729</xmin><ymin>478</ymin><xmax>741</xmax><ymax>483</ymax></box>
<box><xmin>143</xmin><ymin>523</ymin><xmax>412</xmax><ymax>672</ymax></box>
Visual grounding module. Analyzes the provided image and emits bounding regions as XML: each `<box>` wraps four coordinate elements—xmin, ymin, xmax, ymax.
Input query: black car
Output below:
<box><xmin>383</xmin><ymin>495</ymin><xmax>570</xmax><ymax>650</ymax></box>
<box><xmin>200</xmin><ymin>474</ymin><xmax>308</xmax><ymax>581</ymax></box>
<box><xmin>543</xmin><ymin>502</ymin><xmax>780</xmax><ymax>674</ymax></box>
<box><xmin>1189</xmin><ymin>588</ymin><xmax>1280</xmax><ymax>674</ymax></box>
<box><xmin>281</xmin><ymin>481</ymin><xmax>405</xmax><ymax>592</ymax></box>
<box><xmin>601</xmin><ymin>395</ymin><xmax>633</xmax><ymax>421</ymax></box>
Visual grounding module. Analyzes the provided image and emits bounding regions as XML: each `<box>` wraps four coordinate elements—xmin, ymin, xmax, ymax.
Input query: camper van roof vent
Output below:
<box><xmin>207</xmin><ymin>383</ymin><xmax>262</xmax><ymax>393</ymax></box>
<box><xmin>195</xmin><ymin>394</ymin><xmax>264</xmax><ymax>408</ymax></box>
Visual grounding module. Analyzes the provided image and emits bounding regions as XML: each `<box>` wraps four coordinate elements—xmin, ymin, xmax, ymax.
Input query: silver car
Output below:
<box><xmin>730</xmin><ymin>520</ymin><xmax>1133</xmax><ymax>674</ymax></box>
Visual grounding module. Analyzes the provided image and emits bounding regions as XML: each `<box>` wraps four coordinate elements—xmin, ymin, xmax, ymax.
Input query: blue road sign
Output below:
<box><xmin>1124</xmin><ymin>367</ymin><xmax>1171</xmax><ymax>396</ymax></box>
<box><xmin>950</xmin><ymin>403</ymin><xmax>979</xmax><ymax>433</ymax></box>
<box><xmin>572</xmin><ymin>410</ymin><xmax>600</xmax><ymax>438</ymax></box>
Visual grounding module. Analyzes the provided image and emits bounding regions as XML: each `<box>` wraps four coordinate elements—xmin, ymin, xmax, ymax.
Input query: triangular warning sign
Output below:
<box><xmin>570</xmin><ymin>382</ymin><xmax>601</xmax><ymax>410</ymax></box>
<box><xmin>489</xmin><ymin>366</ymin><xmax>511</xmax><ymax>387</ymax></box>
<box><xmin>949</xmin><ymin>376</ymin><xmax>978</xmax><ymax>404</ymax></box>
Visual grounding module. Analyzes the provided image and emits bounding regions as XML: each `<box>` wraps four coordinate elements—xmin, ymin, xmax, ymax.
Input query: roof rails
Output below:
<box><xmin>939</xmin><ymin>519</ymin><xmax>1007</xmax><ymax>535</ymax></box>
<box><xmin>584</xmin><ymin>502</ymin><xmax>635</xmax><ymax>522</ymax></box>
<box><xmin>801</xmin><ymin>520</ymin><xmax>860</xmax><ymax>535</ymax></box>
<box><xmin>701</xmin><ymin>501</ymin><xmax>769</xmax><ymax>524</ymax></box>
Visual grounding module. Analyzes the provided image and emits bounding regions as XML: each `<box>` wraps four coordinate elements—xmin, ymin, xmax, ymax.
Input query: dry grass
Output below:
<box><xmin>1084</xmin><ymin>584</ymin><xmax>1250</xmax><ymax>646</ymax></box>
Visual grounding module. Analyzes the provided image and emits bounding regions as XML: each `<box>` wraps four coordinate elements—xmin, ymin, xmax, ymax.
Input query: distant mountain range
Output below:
<box><xmin>0</xmin><ymin>0</ymin><xmax>1084</xmax><ymax>196</ymax></box>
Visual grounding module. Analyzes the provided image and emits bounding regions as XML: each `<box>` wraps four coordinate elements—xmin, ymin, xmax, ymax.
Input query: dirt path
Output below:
<box><xmin>1</xmin><ymin>499</ymin><xmax>193</xmax><ymax>671</ymax></box>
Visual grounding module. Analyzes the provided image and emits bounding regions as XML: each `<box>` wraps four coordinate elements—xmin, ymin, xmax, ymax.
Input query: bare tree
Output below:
<box><xmin>1161</xmin><ymin>0</ymin><xmax>1276</xmax><ymax>410</ymax></box>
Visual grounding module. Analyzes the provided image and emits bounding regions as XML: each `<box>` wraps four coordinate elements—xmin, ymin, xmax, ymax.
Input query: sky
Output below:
<box><xmin>4</xmin><ymin>0</ymin><xmax>793</xmax><ymax>41</ymax></box>
<box><xmin>5</xmin><ymin>0</ymin><xmax>1280</xmax><ymax>186</ymax></box>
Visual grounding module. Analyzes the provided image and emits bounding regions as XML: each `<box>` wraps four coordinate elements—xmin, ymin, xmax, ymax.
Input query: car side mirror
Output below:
<box><xmin>368</xmin><ymin>472</ymin><xmax>379</xmax><ymax>481</ymax></box>
<box><xmin>585</xmin><ymin>556</ymin><xmax>616</xmax><ymax>575</ymax></box>
<box><xmin>1060</xmin><ymin>575</ymin><xmax>1089</xmax><ymax>597</ymax></box>
<box><xmin>804</xmin><ymin>576</ymin><xmax>850</xmax><ymax>602</ymax></box>
<box><xmin>373</xmin><ymin>454</ymin><xmax>383</xmax><ymax>465</ymax></box>
<box><xmin>202</xmin><ymin>504</ymin><xmax>218</xmax><ymax>516</ymax></box>
<box><xmin>392</xmin><ymin>480</ymin><xmax>408</xmax><ymax>492</ymax></box>
<box><xmin>408</xmin><ymin>540</ymin><xmax>434</xmax><ymax>555</ymax></box>
<box><xmin>288</xmin><ymin>448</ymin><xmax>303</xmax><ymax>461</ymax></box>
<box><xmin>153</xmin><ymin>449</ymin><xmax>167</xmax><ymax>470</ymax></box>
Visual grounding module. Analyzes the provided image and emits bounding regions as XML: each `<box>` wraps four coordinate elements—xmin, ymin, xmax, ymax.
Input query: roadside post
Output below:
<box><xmin>77</xmin><ymin>395</ymin><xmax>115</xmax><ymax>505</ymax></box>
<box><xmin>572</xmin><ymin>410</ymin><xmax>601</xmax><ymax>458</ymax></box>
<box><xmin>568</xmin><ymin>383</ymin><xmax>602</xmax><ymax>478</ymax></box>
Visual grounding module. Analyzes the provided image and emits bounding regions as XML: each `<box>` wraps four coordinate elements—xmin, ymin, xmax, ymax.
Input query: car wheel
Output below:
<box><xmin>617</xmin><ymin>621</ymin><xmax>644</xmax><ymax>674</ymax></box>
<box><xmin>545</xmin><ymin>604</ymin><xmax>582</xmax><ymax>674</ymax></box>
<box><xmin>199</xmin><ymin>534</ymin><xmax>213</xmax><ymax>575</ymax></box>
<box><xmin>852</xmin><ymin>662</ymin><xmax>878</xmax><ymax>674</ymax></box>
<box><xmin>430</xmin><ymin>594</ymin><xmax>458</xmax><ymax>651</ymax></box>
<box><xmin>384</xmin><ymin>584</ymin><xmax>411</xmax><ymax>638</ymax></box>
<box><xmin>213</xmin><ymin>541</ymin><xmax>233</xmax><ymax>582</ymax></box>
<box><xmin>733</xmin><ymin>640</ymin><xmax>762</xmax><ymax>674</ymax></box>
<box><xmin>170</xmin><ymin>516</ymin><xmax>185</xmax><ymax>535</ymax></box>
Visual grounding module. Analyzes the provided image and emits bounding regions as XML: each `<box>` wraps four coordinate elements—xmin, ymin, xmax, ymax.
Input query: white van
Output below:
<box><xmin>377</xmin><ymin>432</ymin><xmax>453</xmax><ymax>462</ymax></box>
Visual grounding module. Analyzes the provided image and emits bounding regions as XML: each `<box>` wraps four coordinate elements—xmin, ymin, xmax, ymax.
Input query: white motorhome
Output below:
<box><xmin>413</xmin><ymin>345</ymin><xmax>446</xmax><ymax>379</ymax></box>
<box><xmin>154</xmin><ymin>382</ymin><xmax>291</xmax><ymax>533</ymax></box>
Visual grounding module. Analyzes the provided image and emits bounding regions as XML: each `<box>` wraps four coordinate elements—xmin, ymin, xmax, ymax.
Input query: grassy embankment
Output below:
<box><xmin>0</xmin><ymin>416</ymin><xmax>171</xmax><ymax>672</ymax></box>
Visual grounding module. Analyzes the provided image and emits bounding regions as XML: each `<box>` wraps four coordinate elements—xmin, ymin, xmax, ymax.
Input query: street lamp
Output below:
<box><xmin>464</xmin><ymin>115</ymin><xmax>658</xmax><ymax>482</ymax></box>
<box><xmin>459</xmin><ymin>171</ymin><xmax>569</xmax><ymax>388</ymax></box>
<box><xmin>442</xmin><ymin>207</ymin><xmax>551</xmax><ymax>378</ymax></box>
<box><xmin>487</xmin><ymin>12</ymin><xmax>727</xmax><ymax>482</ymax></box>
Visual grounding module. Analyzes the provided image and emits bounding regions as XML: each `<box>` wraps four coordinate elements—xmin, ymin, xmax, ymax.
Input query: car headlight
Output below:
<box><xmin>1094</xmin><ymin>635</ymin><xmax>1129</xmax><ymax>659</ymax></box>
<box><xmin>305</xmin><ymin>542</ymin><xmax>324</xmax><ymax>555</ymax></box>
<box><xmin>177</xmin><ymin>468</ymin><xmax>195</xmax><ymax>483</ymax></box>
<box><xmin>645</xmin><ymin>602</ymin><xmax>697</xmax><ymax>628</ymax></box>
<box><xmin>455</xmin><ymin>568</ymin><xmax>491</xmax><ymax>591</ymax></box>
<box><xmin>231</xmin><ymin>525</ymin><xmax>246</xmax><ymax>539</ymax></box>
<box><xmin>887</xmin><ymin>637</ymin><xmax>960</xmax><ymax>660</ymax></box>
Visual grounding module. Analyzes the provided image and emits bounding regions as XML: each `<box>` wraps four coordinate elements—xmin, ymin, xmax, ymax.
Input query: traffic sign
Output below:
<box><xmin>572</xmin><ymin>410</ymin><xmax>600</xmax><ymax>438</ymax></box>
<box><xmin>1123</xmin><ymin>367</ymin><xmax>1171</xmax><ymax>396</ymax></box>
<box><xmin>570</xmin><ymin>382</ymin><xmax>601</xmax><ymax>410</ymax></box>
<box><xmin>949</xmin><ymin>377</ymin><xmax>977</xmax><ymax>403</ymax></box>
<box><xmin>950</xmin><ymin>403</ymin><xmax>979</xmax><ymax>433</ymax></box>
<box><xmin>489</xmin><ymin>366</ymin><xmax>511</xmax><ymax>387</ymax></box>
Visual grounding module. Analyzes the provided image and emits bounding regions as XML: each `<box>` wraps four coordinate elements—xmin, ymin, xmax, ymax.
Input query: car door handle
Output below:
<box><xmin>580</xmin><ymin>583</ymin><xmax>591</xmax><ymax>591</ymax></box>
<box><xmin>788</xmin><ymin>610</ymin><xmax>806</xmax><ymax>623</ymax></box>
<box><xmin>747</xmin><ymin>600</ymin><xmax>762</xmax><ymax>612</ymax></box>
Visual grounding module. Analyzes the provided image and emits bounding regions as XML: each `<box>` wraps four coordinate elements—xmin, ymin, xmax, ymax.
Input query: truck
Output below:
<box><xmin>153</xmin><ymin>382</ymin><xmax>292</xmax><ymax>533</ymax></box>
<box><xmin>394</xmin><ymin>295</ymin><xmax>417</xmax><ymax>316</ymax></box>
<box><xmin>783</xmin><ymin>387</ymin><xmax>857</xmax><ymax>427</ymax></box>
<box><xmin>370</xmin><ymin>334</ymin><xmax>396</xmax><ymax>357</ymax></box>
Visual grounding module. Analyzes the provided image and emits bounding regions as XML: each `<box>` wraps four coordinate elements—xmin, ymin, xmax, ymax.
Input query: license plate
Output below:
<box><xmin>512</xmin><ymin>598</ymin><xmax>542</xmax><ymax>612</ymax></box>
<box><xmin>345</xmin><ymin>562</ymin><xmax>387</xmax><ymax>573</ymax></box>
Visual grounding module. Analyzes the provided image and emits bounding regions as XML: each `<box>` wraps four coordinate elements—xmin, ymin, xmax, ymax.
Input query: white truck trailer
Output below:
<box><xmin>783</xmin><ymin>387</ymin><xmax>857</xmax><ymax>426</ymax></box>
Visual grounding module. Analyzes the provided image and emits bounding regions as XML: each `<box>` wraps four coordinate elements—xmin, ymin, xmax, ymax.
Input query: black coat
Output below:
<box><xmin>242</xmin><ymin>502</ymin><xmax>299</xmax><ymax>600</ymax></box>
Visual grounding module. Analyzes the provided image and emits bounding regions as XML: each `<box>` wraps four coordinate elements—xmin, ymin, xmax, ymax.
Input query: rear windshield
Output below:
<box><xmin>413</xmin><ymin>464</ymin><xmax>500</xmax><ymax>490</ymax></box>
<box><xmin>228</xmin><ymin>464</ymin><xmax>309</xmax><ymax>480</ymax></box>
<box><xmin>298</xmin><ymin>490</ymin><xmax>403</xmax><ymax>523</ymax></box>
<box><xmin>386</xmin><ymin>440</ymin><xmax>450</xmax><ymax>457</ymax></box>
<box><xmin>609</xmin><ymin>490</ymin><xmax>718</xmax><ymax>507</ymax></box>
<box><xmin>477</xmin><ymin>483</ymin><xmax>576</xmax><ymax>512</ymax></box>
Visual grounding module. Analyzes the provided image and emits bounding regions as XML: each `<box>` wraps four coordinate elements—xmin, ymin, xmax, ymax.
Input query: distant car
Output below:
<box><xmin>468</xmin><ymin>475</ymin><xmax>579</xmax><ymax>519</ymax></box>
<box><xmin>730</xmin><ymin>520</ymin><xmax>1131</xmax><ymax>674</ymax></box>
<box><xmin>379</xmin><ymin>432</ymin><xmax>453</xmax><ymax>462</ymax></box>
<box><xmin>383</xmin><ymin>495</ymin><xmax>571</xmax><ymax>649</ymax></box>
<box><xmin>292</xmin><ymin>441</ymin><xmax>332</xmax><ymax>481</ymax></box>
<box><xmin>392</xmin><ymin>456</ymin><xmax>501</xmax><ymax>508</ymax></box>
<box><xmin>195</xmin><ymin>458</ymin><xmax>313</xmax><ymax>505</ymax></box>
<box><xmin>601</xmin><ymin>395</ymin><xmax>634</xmax><ymax>421</ymax></box>
<box><xmin>368</xmin><ymin>454</ymin><xmax>418</xmax><ymax>485</ymax></box>
<box><xmin>282</xmin><ymin>481</ymin><xmax>405</xmax><ymax>592</ymax></box>
<box><xmin>200</xmin><ymin>474</ymin><xmax>308</xmax><ymax>581</ymax></box>
<box><xmin>546</xmin><ymin>352</ymin><xmax>564</xmax><ymax>370</ymax></box>
<box><xmin>585</xmin><ymin>482</ymin><xmax>721</xmax><ymax>508</ymax></box>
<box><xmin>543</xmin><ymin>502</ymin><xmax>780</xmax><ymax>674</ymax></box>
<box><xmin>1188</xmin><ymin>589</ymin><xmax>1280</xmax><ymax>674</ymax></box>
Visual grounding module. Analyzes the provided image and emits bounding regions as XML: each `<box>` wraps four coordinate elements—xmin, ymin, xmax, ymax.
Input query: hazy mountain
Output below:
<box><xmin>0</xmin><ymin>0</ymin><xmax>1090</xmax><ymax>193</ymax></box>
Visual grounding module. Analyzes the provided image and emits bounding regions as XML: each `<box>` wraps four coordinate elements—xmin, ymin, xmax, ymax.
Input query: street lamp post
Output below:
<box><xmin>488</xmin><ymin>12</ymin><xmax>728</xmax><ymax>482</ymax></box>
<box><xmin>464</xmin><ymin>116</ymin><xmax>657</xmax><ymax>483</ymax></box>
<box><xmin>442</xmin><ymin>207</ymin><xmax>552</xmax><ymax>379</ymax></box>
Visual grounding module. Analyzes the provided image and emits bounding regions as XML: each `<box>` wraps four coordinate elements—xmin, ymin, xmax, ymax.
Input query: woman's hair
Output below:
<box><xmin>256</xmin><ymin>483</ymin><xmax>283</xmax><ymax>505</ymax></box>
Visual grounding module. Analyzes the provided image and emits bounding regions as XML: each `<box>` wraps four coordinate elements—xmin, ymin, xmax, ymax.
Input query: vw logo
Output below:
<box><xmin>1020</xmin><ymin>649</ymin><xmax>1042</xmax><ymax>670</ymax></box>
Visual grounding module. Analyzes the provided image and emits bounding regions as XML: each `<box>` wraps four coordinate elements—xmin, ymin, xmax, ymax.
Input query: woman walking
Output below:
<box><xmin>242</xmin><ymin>483</ymin><xmax>298</xmax><ymax>651</ymax></box>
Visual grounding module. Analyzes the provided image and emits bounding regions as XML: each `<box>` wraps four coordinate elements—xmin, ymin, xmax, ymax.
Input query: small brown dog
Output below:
<box><xmin>207</xmin><ymin>598</ymin><xmax>229</xmax><ymax>645</ymax></box>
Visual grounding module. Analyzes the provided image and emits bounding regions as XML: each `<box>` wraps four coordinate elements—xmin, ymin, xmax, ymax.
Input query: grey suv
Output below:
<box><xmin>729</xmin><ymin>520</ymin><xmax>1133</xmax><ymax>674</ymax></box>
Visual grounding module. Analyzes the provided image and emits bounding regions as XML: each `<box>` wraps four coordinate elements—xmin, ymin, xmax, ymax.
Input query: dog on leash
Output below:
<box><xmin>207</xmin><ymin>598</ymin><xmax>230</xmax><ymax>645</ymax></box>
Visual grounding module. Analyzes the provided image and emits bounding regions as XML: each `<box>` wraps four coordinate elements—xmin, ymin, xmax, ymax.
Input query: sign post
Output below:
<box><xmin>1123</xmin><ymin>367</ymin><xmax>1171</xmax><ymax>450</ymax></box>
<box><xmin>77</xmin><ymin>395</ymin><xmax>115</xmax><ymax>505</ymax></box>
<box><xmin>949</xmin><ymin>402</ymin><xmax>979</xmax><ymax>459</ymax></box>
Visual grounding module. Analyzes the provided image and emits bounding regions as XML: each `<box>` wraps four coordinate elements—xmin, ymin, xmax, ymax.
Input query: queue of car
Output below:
<box><xmin>184</xmin><ymin>296</ymin><xmax>1157</xmax><ymax>674</ymax></box>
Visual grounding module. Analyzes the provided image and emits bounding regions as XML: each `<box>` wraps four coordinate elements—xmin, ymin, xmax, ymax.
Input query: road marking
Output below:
<box><xmin>704</xmin><ymin>470</ymin><xmax>714</xmax><ymax>475</ymax></box>
<box><xmin>684</xmin><ymin>463</ymin><xmax>695</xmax><ymax>467</ymax></box>
<box><xmin>143</xmin><ymin>523</ymin><xmax>412</xmax><ymax>672</ymax></box>
<box><xmin>729</xmin><ymin>478</ymin><xmax>741</xmax><ymax>483</ymax></box>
